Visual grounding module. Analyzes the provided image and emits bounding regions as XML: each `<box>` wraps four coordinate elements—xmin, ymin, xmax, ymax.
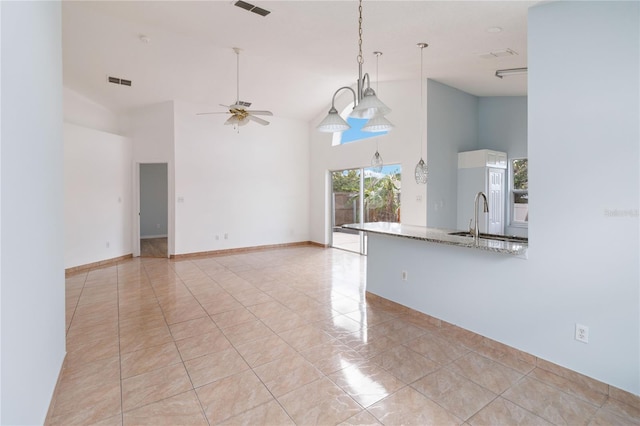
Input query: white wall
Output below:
<box><xmin>64</xmin><ymin>87</ymin><xmax>121</xmax><ymax>135</ymax></box>
<box><xmin>478</xmin><ymin>96</ymin><xmax>527</xmax><ymax>159</ymax></box>
<box><xmin>1</xmin><ymin>2</ymin><xmax>66</xmax><ymax>424</ymax></box>
<box><xmin>368</xmin><ymin>1</ymin><xmax>639</xmax><ymax>395</ymax></box>
<box><xmin>125</xmin><ymin>101</ymin><xmax>175</xmax><ymax>163</ymax></box>
<box><xmin>309</xmin><ymin>79</ymin><xmax>426</xmax><ymax>245</ymax></box>
<box><xmin>528</xmin><ymin>0</ymin><xmax>639</xmax><ymax>393</ymax></box>
<box><xmin>64</xmin><ymin>123</ymin><xmax>133</xmax><ymax>268</ymax></box>
<box><xmin>173</xmin><ymin>100</ymin><xmax>310</xmax><ymax>254</ymax></box>
<box><xmin>426</xmin><ymin>80</ymin><xmax>479</xmax><ymax>230</ymax></box>
<box><xmin>124</xmin><ymin>101</ymin><xmax>175</xmax><ymax>254</ymax></box>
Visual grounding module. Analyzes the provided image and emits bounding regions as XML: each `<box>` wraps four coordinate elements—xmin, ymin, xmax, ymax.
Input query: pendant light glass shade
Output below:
<box><xmin>415</xmin><ymin>158</ymin><xmax>428</xmax><ymax>184</ymax></box>
<box><xmin>361</xmin><ymin>114</ymin><xmax>394</xmax><ymax>132</ymax></box>
<box><xmin>350</xmin><ymin>87</ymin><xmax>392</xmax><ymax>119</ymax></box>
<box><xmin>371</xmin><ymin>150</ymin><xmax>383</xmax><ymax>172</ymax></box>
<box><xmin>317</xmin><ymin>106</ymin><xmax>350</xmax><ymax>132</ymax></box>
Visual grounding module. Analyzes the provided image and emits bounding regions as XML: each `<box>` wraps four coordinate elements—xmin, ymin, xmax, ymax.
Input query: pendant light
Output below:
<box><xmin>414</xmin><ymin>42</ymin><xmax>429</xmax><ymax>184</ymax></box>
<box><xmin>317</xmin><ymin>0</ymin><xmax>392</xmax><ymax>133</ymax></box>
<box><xmin>371</xmin><ymin>143</ymin><xmax>383</xmax><ymax>173</ymax></box>
<box><xmin>368</xmin><ymin>51</ymin><xmax>387</xmax><ymax>173</ymax></box>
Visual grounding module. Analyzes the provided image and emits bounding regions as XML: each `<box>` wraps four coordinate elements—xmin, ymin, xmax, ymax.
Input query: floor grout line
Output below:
<box><xmin>51</xmin><ymin>248</ymin><xmax>640</xmax><ymax>426</ymax></box>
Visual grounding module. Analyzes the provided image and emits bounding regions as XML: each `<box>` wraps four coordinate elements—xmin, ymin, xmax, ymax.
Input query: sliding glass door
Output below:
<box><xmin>331</xmin><ymin>165</ymin><xmax>401</xmax><ymax>254</ymax></box>
<box><xmin>331</xmin><ymin>168</ymin><xmax>362</xmax><ymax>253</ymax></box>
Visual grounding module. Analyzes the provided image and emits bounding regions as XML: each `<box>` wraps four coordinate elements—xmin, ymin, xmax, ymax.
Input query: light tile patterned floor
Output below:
<box><xmin>48</xmin><ymin>246</ymin><xmax>639</xmax><ymax>425</ymax></box>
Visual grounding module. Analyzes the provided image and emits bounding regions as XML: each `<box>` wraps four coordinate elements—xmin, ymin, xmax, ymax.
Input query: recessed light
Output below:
<box><xmin>486</xmin><ymin>26</ymin><xmax>502</xmax><ymax>33</ymax></box>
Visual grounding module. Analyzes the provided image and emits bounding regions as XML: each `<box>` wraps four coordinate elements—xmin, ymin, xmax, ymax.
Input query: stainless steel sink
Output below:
<box><xmin>448</xmin><ymin>231</ymin><xmax>528</xmax><ymax>243</ymax></box>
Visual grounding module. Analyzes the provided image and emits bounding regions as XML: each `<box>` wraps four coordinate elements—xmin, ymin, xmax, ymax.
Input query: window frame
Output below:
<box><xmin>510</xmin><ymin>157</ymin><xmax>529</xmax><ymax>228</ymax></box>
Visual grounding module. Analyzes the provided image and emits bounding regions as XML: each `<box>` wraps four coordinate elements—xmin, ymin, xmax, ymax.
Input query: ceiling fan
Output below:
<box><xmin>198</xmin><ymin>47</ymin><xmax>273</xmax><ymax>127</ymax></box>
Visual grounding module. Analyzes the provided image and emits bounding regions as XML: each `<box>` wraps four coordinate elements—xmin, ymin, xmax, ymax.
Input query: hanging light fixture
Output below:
<box><xmin>415</xmin><ymin>42</ymin><xmax>429</xmax><ymax>184</ymax></box>
<box><xmin>371</xmin><ymin>145</ymin><xmax>383</xmax><ymax>172</ymax></box>
<box><xmin>368</xmin><ymin>51</ymin><xmax>387</xmax><ymax>173</ymax></box>
<box><xmin>317</xmin><ymin>0</ymin><xmax>392</xmax><ymax>133</ymax></box>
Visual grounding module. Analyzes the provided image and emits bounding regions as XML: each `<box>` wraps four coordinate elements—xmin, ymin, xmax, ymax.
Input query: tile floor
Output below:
<box><xmin>48</xmin><ymin>246</ymin><xmax>639</xmax><ymax>425</ymax></box>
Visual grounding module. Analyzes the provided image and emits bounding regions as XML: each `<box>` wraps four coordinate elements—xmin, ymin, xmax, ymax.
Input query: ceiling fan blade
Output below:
<box><xmin>197</xmin><ymin>111</ymin><xmax>231</xmax><ymax>115</ymax></box>
<box><xmin>248</xmin><ymin>115</ymin><xmax>270</xmax><ymax>126</ymax></box>
<box><xmin>246</xmin><ymin>110</ymin><xmax>273</xmax><ymax>116</ymax></box>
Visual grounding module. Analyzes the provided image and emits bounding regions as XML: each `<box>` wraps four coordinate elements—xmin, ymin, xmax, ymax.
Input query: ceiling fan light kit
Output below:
<box><xmin>317</xmin><ymin>0</ymin><xmax>392</xmax><ymax>133</ymax></box>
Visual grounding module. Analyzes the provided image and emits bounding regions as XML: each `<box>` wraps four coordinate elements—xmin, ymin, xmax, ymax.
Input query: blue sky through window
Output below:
<box><xmin>340</xmin><ymin>117</ymin><xmax>388</xmax><ymax>144</ymax></box>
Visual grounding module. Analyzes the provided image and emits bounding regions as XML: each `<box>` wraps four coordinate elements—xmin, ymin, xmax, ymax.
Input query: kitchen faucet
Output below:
<box><xmin>469</xmin><ymin>191</ymin><xmax>489</xmax><ymax>240</ymax></box>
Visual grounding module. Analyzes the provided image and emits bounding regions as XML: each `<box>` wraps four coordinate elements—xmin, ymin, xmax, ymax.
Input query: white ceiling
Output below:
<box><xmin>62</xmin><ymin>1</ymin><xmax>536</xmax><ymax>122</ymax></box>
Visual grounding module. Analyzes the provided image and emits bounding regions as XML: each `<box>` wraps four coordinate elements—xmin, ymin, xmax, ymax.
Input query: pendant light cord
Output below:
<box><xmin>414</xmin><ymin>42</ymin><xmax>429</xmax><ymax>184</ymax></box>
<box><xmin>375</xmin><ymin>52</ymin><xmax>379</xmax><ymax>92</ymax></box>
<box><xmin>419</xmin><ymin>43</ymin><xmax>426</xmax><ymax>159</ymax></box>
<box><xmin>237</xmin><ymin>51</ymin><xmax>240</xmax><ymax>103</ymax></box>
<box><xmin>357</xmin><ymin>0</ymin><xmax>363</xmax><ymax>65</ymax></box>
<box><xmin>233</xmin><ymin>47</ymin><xmax>241</xmax><ymax>104</ymax></box>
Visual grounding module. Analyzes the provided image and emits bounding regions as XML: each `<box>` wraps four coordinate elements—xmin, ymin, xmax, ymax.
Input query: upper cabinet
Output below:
<box><xmin>458</xmin><ymin>149</ymin><xmax>507</xmax><ymax>170</ymax></box>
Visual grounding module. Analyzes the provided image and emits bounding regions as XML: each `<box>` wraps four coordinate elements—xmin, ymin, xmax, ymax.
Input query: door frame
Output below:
<box><xmin>133</xmin><ymin>162</ymin><xmax>171</xmax><ymax>258</ymax></box>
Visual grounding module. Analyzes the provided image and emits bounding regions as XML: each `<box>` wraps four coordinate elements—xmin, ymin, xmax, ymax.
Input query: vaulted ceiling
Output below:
<box><xmin>62</xmin><ymin>1</ymin><xmax>536</xmax><ymax>122</ymax></box>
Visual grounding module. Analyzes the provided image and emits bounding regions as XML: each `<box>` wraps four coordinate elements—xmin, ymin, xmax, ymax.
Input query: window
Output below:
<box><xmin>511</xmin><ymin>158</ymin><xmax>528</xmax><ymax>226</ymax></box>
<box><xmin>331</xmin><ymin>103</ymin><xmax>388</xmax><ymax>146</ymax></box>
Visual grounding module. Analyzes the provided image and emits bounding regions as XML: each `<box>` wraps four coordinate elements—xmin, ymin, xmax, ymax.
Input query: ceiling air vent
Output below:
<box><xmin>234</xmin><ymin>0</ymin><xmax>271</xmax><ymax>17</ymax></box>
<box><xmin>478</xmin><ymin>48</ymin><xmax>518</xmax><ymax>60</ymax></box>
<box><xmin>237</xmin><ymin>101</ymin><xmax>251</xmax><ymax>107</ymax></box>
<box><xmin>107</xmin><ymin>76</ymin><xmax>132</xmax><ymax>87</ymax></box>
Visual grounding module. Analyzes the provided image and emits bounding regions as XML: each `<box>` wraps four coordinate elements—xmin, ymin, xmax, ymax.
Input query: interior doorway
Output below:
<box><xmin>139</xmin><ymin>163</ymin><xmax>168</xmax><ymax>258</ymax></box>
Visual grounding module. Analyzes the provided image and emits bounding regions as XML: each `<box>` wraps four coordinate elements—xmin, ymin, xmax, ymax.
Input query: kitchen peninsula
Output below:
<box><xmin>343</xmin><ymin>222</ymin><xmax>528</xmax><ymax>257</ymax></box>
<box><xmin>343</xmin><ymin>221</ymin><xmax>533</xmax><ymax>358</ymax></box>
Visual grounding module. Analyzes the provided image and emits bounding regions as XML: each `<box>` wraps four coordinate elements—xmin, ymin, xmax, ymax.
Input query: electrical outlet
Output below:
<box><xmin>575</xmin><ymin>323</ymin><xmax>589</xmax><ymax>343</ymax></box>
<box><xmin>215</xmin><ymin>235</ymin><xmax>219</xmax><ymax>241</ymax></box>
<box><xmin>106</xmin><ymin>241</ymin><xmax>110</xmax><ymax>248</ymax></box>
<box><xmin>401</xmin><ymin>270</ymin><xmax>408</xmax><ymax>281</ymax></box>
<box><xmin>224</xmin><ymin>233</ymin><xmax>228</xmax><ymax>240</ymax></box>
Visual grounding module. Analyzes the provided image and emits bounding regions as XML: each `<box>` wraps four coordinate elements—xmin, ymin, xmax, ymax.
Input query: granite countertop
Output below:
<box><xmin>342</xmin><ymin>222</ymin><xmax>528</xmax><ymax>258</ymax></box>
